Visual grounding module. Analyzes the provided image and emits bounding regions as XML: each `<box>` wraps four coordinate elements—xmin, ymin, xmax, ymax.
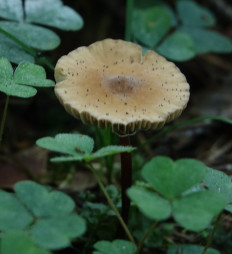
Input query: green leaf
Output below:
<box><xmin>36</xmin><ymin>133</ymin><xmax>94</xmax><ymax>156</ymax></box>
<box><xmin>14</xmin><ymin>62</ymin><xmax>55</xmax><ymax>87</ymax></box>
<box><xmin>157</xmin><ymin>32</ymin><xmax>196</xmax><ymax>61</ymax></box>
<box><xmin>0</xmin><ymin>57</ymin><xmax>13</xmax><ymax>79</ymax></box>
<box><xmin>0</xmin><ymin>58</ymin><xmax>53</xmax><ymax>98</ymax></box>
<box><xmin>0</xmin><ymin>190</ymin><xmax>33</xmax><ymax>231</ymax></box>
<box><xmin>177</xmin><ymin>0</ymin><xmax>215</xmax><ymax>27</ymax></box>
<box><xmin>179</xmin><ymin>27</ymin><xmax>232</xmax><ymax>54</ymax></box>
<box><xmin>0</xmin><ymin>21</ymin><xmax>60</xmax><ymax>51</ymax></box>
<box><xmin>0</xmin><ymin>79</ymin><xmax>37</xmax><ymax>97</ymax></box>
<box><xmin>93</xmin><ymin>240</ymin><xmax>136</xmax><ymax>254</ymax></box>
<box><xmin>204</xmin><ymin>167</ymin><xmax>232</xmax><ymax>203</ymax></box>
<box><xmin>133</xmin><ymin>7</ymin><xmax>171</xmax><ymax>47</ymax></box>
<box><xmin>15</xmin><ymin>181</ymin><xmax>75</xmax><ymax>217</ymax></box>
<box><xmin>25</xmin><ymin>0</ymin><xmax>84</xmax><ymax>31</ymax></box>
<box><xmin>142</xmin><ymin>156</ymin><xmax>206</xmax><ymax>199</ymax></box>
<box><xmin>127</xmin><ymin>186</ymin><xmax>171</xmax><ymax>220</ymax></box>
<box><xmin>1</xmin><ymin>231</ymin><xmax>51</xmax><ymax>254</ymax></box>
<box><xmin>0</xmin><ymin>0</ymin><xmax>23</xmax><ymax>21</ymax></box>
<box><xmin>168</xmin><ymin>244</ymin><xmax>220</xmax><ymax>254</ymax></box>
<box><xmin>50</xmin><ymin>155</ymin><xmax>85</xmax><ymax>162</ymax></box>
<box><xmin>0</xmin><ymin>33</ymin><xmax>34</xmax><ymax>64</ymax></box>
<box><xmin>30</xmin><ymin>214</ymin><xmax>86</xmax><ymax>250</ymax></box>
<box><xmin>173</xmin><ymin>190</ymin><xmax>226</xmax><ymax>231</ymax></box>
<box><xmin>87</xmin><ymin>145</ymin><xmax>135</xmax><ymax>161</ymax></box>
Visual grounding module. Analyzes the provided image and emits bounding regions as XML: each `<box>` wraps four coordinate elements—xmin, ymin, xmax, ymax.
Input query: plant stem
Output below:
<box><xmin>0</xmin><ymin>95</ymin><xmax>10</xmax><ymax>145</ymax></box>
<box><xmin>202</xmin><ymin>214</ymin><xmax>222</xmax><ymax>254</ymax></box>
<box><xmin>120</xmin><ymin>135</ymin><xmax>132</xmax><ymax>225</ymax></box>
<box><xmin>136</xmin><ymin>221</ymin><xmax>158</xmax><ymax>254</ymax></box>
<box><xmin>125</xmin><ymin>0</ymin><xmax>134</xmax><ymax>41</ymax></box>
<box><xmin>88</xmin><ymin>163</ymin><xmax>136</xmax><ymax>244</ymax></box>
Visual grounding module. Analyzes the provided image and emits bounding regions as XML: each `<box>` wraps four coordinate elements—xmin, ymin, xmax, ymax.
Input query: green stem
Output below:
<box><xmin>125</xmin><ymin>0</ymin><xmax>134</xmax><ymax>41</ymax></box>
<box><xmin>202</xmin><ymin>214</ymin><xmax>221</xmax><ymax>254</ymax></box>
<box><xmin>0</xmin><ymin>95</ymin><xmax>10</xmax><ymax>145</ymax></box>
<box><xmin>136</xmin><ymin>221</ymin><xmax>158</xmax><ymax>254</ymax></box>
<box><xmin>0</xmin><ymin>27</ymin><xmax>36</xmax><ymax>57</ymax></box>
<box><xmin>88</xmin><ymin>163</ymin><xmax>136</xmax><ymax>244</ymax></box>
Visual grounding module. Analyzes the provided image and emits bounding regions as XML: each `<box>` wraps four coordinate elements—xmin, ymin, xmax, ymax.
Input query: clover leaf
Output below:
<box><xmin>0</xmin><ymin>181</ymin><xmax>86</xmax><ymax>250</ymax></box>
<box><xmin>128</xmin><ymin>156</ymin><xmax>227</xmax><ymax>231</ymax></box>
<box><xmin>36</xmin><ymin>133</ymin><xmax>135</xmax><ymax>163</ymax></box>
<box><xmin>142</xmin><ymin>156</ymin><xmax>206</xmax><ymax>199</ymax></box>
<box><xmin>0</xmin><ymin>57</ymin><xmax>54</xmax><ymax>98</ymax></box>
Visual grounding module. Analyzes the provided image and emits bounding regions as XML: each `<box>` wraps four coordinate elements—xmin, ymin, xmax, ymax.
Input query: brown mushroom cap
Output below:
<box><xmin>54</xmin><ymin>39</ymin><xmax>190</xmax><ymax>133</ymax></box>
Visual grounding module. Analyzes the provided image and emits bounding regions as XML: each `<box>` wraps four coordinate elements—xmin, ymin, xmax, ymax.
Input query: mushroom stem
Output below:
<box><xmin>120</xmin><ymin>134</ymin><xmax>132</xmax><ymax>225</ymax></box>
<box><xmin>0</xmin><ymin>95</ymin><xmax>9</xmax><ymax>145</ymax></box>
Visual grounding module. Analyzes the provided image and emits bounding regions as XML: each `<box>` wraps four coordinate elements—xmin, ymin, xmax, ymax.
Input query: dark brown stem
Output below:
<box><xmin>120</xmin><ymin>135</ymin><xmax>132</xmax><ymax>226</ymax></box>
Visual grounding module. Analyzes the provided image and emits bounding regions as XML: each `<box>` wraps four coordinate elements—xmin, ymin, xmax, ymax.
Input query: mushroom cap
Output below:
<box><xmin>54</xmin><ymin>39</ymin><xmax>190</xmax><ymax>133</ymax></box>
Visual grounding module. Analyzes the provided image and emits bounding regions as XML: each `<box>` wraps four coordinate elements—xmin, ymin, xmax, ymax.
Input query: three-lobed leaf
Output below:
<box><xmin>36</xmin><ymin>133</ymin><xmax>135</xmax><ymax>163</ymax></box>
<box><xmin>142</xmin><ymin>156</ymin><xmax>206</xmax><ymax>199</ymax></box>
<box><xmin>0</xmin><ymin>57</ymin><xmax>54</xmax><ymax>98</ymax></box>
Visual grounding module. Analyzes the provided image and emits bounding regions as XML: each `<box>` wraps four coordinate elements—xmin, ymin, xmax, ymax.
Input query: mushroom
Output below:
<box><xmin>55</xmin><ymin>39</ymin><xmax>189</xmax><ymax>133</ymax></box>
<box><xmin>54</xmin><ymin>39</ymin><xmax>190</xmax><ymax>228</ymax></box>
